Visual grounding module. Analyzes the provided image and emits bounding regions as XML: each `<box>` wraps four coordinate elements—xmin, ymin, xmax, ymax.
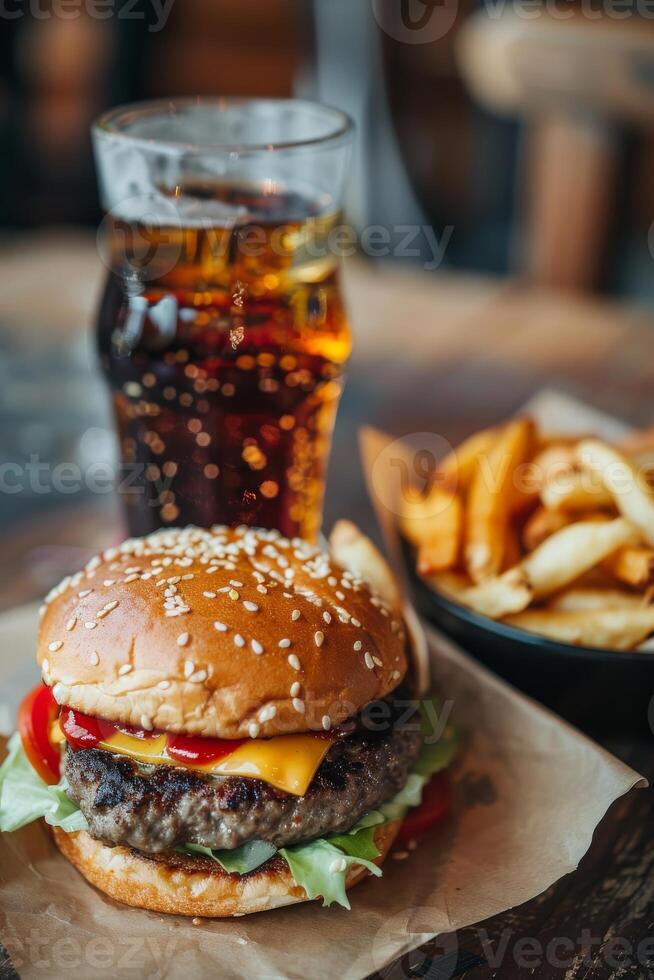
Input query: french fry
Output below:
<box><xmin>522</xmin><ymin>506</ymin><xmax>573</xmax><ymax>551</ymax></box>
<box><xmin>602</xmin><ymin>546</ymin><xmax>654</xmax><ymax>589</ymax></box>
<box><xmin>529</xmin><ymin>442</ymin><xmax>577</xmax><ymax>488</ymax></box>
<box><xmin>329</xmin><ymin>520</ymin><xmax>401</xmax><ymax>611</ymax></box>
<box><xmin>460</xmin><ymin>567</ymin><xmax>533</xmax><ymax>619</ymax></box>
<box><xmin>426</xmin><ymin>570</ymin><xmax>473</xmax><ymax>600</ymax></box>
<box><xmin>399</xmin><ymin>489</ymin><xmax>458</xmax><ymax>544</ymax></box>
<box><xmin>576</xmin><ymin>439</ymin><xmax>654</xmax><ymax>546</ymax></box>
<box><xmin>540</xmin><ymin>469</ymin><xmax>614</xmax><ymax>513</ymax></box>
<box><xmin>464</xmin><ymin>417</ymin><xmax>534</xmax><ymax>582</ymax></box>
<box><xmin>548</xmin><ymin>587</ymin><xmax>649</xmax><ymax>612</ymax></box>
<box><xmin>437</xmin><ymin>426</ymin><xmax>498</xmax><ymax>491</ymax></box>
<box><xmin>414</xmin><ymin>495</ymin><xmax>463</xmax><ymax>574</ymax></box>
<box><xmin>457</xmin><ymin>517</ymin><xmax>638</xmax><ymax>620</ymax></box>
<box><xmin>503</xmin><ymin>608</ymin><xmax>654</xmax><ymax>650</ymax></box>
<box><xmin>521</xmin><ymin>517</ymin><xmax>639</xmax><ymax>600</ymax></box>
<box><xmin>429</xmin><ymin>567</ymin><xmax>532</xmax><ymax>619</ymax></box>
<box><xmin>501</xmin><ymin>523</ymin><xmax>522</xmax><ymax>571</ymax></box>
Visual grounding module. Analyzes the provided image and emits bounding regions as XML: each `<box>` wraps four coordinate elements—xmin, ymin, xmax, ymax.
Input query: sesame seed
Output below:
<box><xmin>118</xmin><ymin>664</ymin><xmax>132</xmax><ymax>675</ymax></box>
<box><xmin>65</xmin><ymin>618</ymin><xmax>76</xmax><ymax>631</ymax></box>
<box><xmin>89</xmin><ymin>650</ymin><xmax>100</xmax><ymax>666</ymax></box>
<box><xmin>228</xmin><ymin>589</ymin><xmax>239</xmax><ymax>601</ymax></box>
<box><xmin>322</xmin><ymin>715</ymin><xmax>331</xmax><ymax>730</ymax></box>
<box><xmin>353</xmin><ymin>640</ymin><xmax>362</xmax><ymax>651</ymax></box>
<box><xmin>184</xmin><ymin>660</ymin><xmax>195</xmax><ymax>678</ymax></box>
<box><xmin>140</xmin><ymin>714</ymin><xmax>153</xmax><ymax>731</ymax></box>
<box><xmin>234</xmin><ymin>634</ymin><xmax>245</xmax><ymax>648</ymax></box>
<box><xmin>104</xmin><ymin>600</ymin><xmax>119</xmax><ymax>611</ymax></box>
<box><xmin>314</xmin><ymin>631</ymin><xmax>324</xmax><ymax>648</ymax></box>
<box><xmin>373</xmin><ymin>656</ymin><xmax>383</xmax><ymax>667</ymax></box>
<box><xmin>214</xmin><ymin>621</ymin><xmax>228</xmax><ymax>632</ymax></box>
<box><xmin>258</xmin><ymin>704</ymin><xmax>277</xmax><ymax>723</ymax></box>
<box><xmin>248</xmin><ymin>723</ymin><xmax>260</xmax><ymax>738</ymax></box>
<box><xmin>78</xmin><ymin>589</ymin><xmax>93</xmax><ymax>598</ymax></box>
<box><xmin>393</xmin><ymin>851</ymin><xmax>409</xmax><ymax>861</ymax></box>
<box><xmin>251</xmin><ymin>639</ymin><xmax>264</xmax><ymax>655</ymax></box>
<box><xmin>103</xmin><ymin>579</ymin><xmax>115</xmax><ymax>587</ymax></box>
<box><xmin>351</xmin><ymin>618</ymin><xmax>361</xmax><ymax>628</ymax></box>
<box><xmin>177</xmin><ymin>632</ymin><xmax>189</xmax><ymax>647</ymax></box>
<box><xmin>229</xmin><ymin>580</ymin><xmax>244</xmax><ymax>588</ymax></box>
<box><xmin>84</xmin><ymin>621</ymin><xmax>97</xmax><ymax>630</ymax></box>
<box><xmin>48</xmin><ymin>640</ymin><xmax>63</xmax><ymax>652</ymax></box>
<box><xmin>329</xmin><ymin>857</ymin><xmax>347</xmax><ymax>874</ymax></box>
<box><xmin>323</xmin><ymin>611</ymin><xmax>332</xmax><ymax>624</ymax></box>
<box><xmin>288</xmin><ymin>653</ymin><xmax>301</xmax><ymax>671</ymax></box>
<box><xmin>292</xmin><ymin>698</ymin><xmax>305</xmax><ymax>714</ymax></box>
<box><xmin>278</xmin><ymin>638</ymin><xmax>291</xmax><ymax>649</ymax></box>
<box><xmin>290</xmin><ymin>681</ymin><xmax>301</xmax><ymax>697</ymax></box>
<box><xmin>291</xmin><ymin>609</ymin><xmax>301</xmax><ymax>621</ymax></box>
<box><xmin>124</xmin><ymin>574</ymin><xmax>139</xmax><ymax>584</ymax></box>
<box><xmin>243</xmin><ymin>601</ymin><xmax>259</xmax><ymax>613</ymax></box>
<box><xmin>189</xmin><ymin>669</ymin><xmax>207</xmax><ymax>683</ymax></box>
<box><xmin>203</xmin><ymin>591</ymin><xmax>216</xmax><ymax>599</ymax></box>
<box><xmin>364</xmin><ymin>652</ymin><xmax>375</xmax><ymax>670</ymax></box>
<box><xmin>158</xmin><ymin>680</ymin><xmax>171</xmax><ymax>690</ymax></box>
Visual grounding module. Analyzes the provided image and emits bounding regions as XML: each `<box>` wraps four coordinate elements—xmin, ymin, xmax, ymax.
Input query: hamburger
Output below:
<box><xmin>0</xmin><ymin>522</ymin><xmax>457</xmax><ymax>916</ymax></box>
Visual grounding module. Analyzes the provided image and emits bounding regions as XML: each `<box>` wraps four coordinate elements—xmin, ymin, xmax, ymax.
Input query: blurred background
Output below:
<box><xmin>1</xmin><ymin>0</ymin><xmax>654</xmax><ymax>606</ymax></box>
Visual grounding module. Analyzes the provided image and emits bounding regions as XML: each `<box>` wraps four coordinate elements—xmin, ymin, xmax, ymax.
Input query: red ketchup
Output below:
<box><xmin>167</xmin><ymin>734</ymin><xmax>245</xmax><ymax>765</ymax></box>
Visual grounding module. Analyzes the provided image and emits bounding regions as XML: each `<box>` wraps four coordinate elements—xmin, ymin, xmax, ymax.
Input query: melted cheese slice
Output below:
<box><xmin>53</xmin><ymin>720</ymin><xmax>335</xmax><ymax>796</ymax></box>
<box><xmin>209</xmin><ymin>736</ymin><xmax>333</xmax><ymax>795</ymax></box>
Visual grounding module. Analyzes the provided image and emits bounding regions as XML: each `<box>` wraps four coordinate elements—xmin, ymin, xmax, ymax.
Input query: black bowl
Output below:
<box><xmin>405</xmin><ymin>548</ymin><xmax>654</xmax><ymax>735</ymax></box>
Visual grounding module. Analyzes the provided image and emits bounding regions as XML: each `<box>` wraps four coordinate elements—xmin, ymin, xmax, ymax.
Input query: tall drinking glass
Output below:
<box><xmin>92</xmin><ymin>98</ymin><xmax>353</xmax><ymax>542</ymax></box>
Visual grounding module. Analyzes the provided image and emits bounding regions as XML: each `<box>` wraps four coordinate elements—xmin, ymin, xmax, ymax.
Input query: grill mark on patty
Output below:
<box><xmin>64</xmin><ymin>703</ymin><xmax>422</xmax><ymax>854</ymax></box>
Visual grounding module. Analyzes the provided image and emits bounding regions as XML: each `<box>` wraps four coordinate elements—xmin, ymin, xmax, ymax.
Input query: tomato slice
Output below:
<box><xmin>60</xmin><ymin>708</ymin><xmax>117</xmax><ymax>749</ymax></box>
<box><xmin>167</xmin><ymin>733</ymin><xmax>246</xmax><ymax>765</ymax></box>
<box><xmin>396</xmin><ymin>771</ymin><xmax>451</xmax><ymax>846</ymax></box>
<box><xmin>17</xmin><ymin>684</ymin><xmax>61</xmax><ymax>785</ymax></box>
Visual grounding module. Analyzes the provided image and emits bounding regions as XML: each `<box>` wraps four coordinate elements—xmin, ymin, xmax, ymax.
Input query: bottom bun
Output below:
<box><xmin>52</xmin><ymin>820</ymin><xmax>402</xmax><ymax>917</ymax></box>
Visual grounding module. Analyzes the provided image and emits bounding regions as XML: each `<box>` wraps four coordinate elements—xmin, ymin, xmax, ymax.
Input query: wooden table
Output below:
<box><xmin>1</xmin><ymin>245</ymin><xmax>653</xmax><ymax>980</ymax></box>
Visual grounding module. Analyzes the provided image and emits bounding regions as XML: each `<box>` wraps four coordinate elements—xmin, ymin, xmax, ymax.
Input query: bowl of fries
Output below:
<box><xmin>399</xmin><ymin>417</ymin><xmax>654</xmax><ymax>730</ymax></box>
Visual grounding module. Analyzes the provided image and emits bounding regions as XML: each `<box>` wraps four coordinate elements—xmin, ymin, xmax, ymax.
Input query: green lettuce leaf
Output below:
<box><xmin>280</xmin><ymin>839</ymin><xmax>382</xmax><ymax>910</ymax></box>
<box><xmin>414</xmin><ymin>708</ymin><xmax>459</xmax><ymax>779</ymax></box>
<box><xmin>179</xmin><ymin>839</ymin><xmax>277</xmax><ymax>874</ymax></box>
<box><xmin>0</xmin><ymin>733</ymin><xmax>88</xmax><ymax>833</ymax></box>
<box><xmin>327</xmin><ymin>824</ymin><xmax>380</xmax><ymax>861</ymax></box>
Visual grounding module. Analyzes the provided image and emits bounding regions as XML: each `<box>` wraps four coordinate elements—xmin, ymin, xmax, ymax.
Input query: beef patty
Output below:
<box><xmin>63</xmin><ymin>710</ymin><xmax>422</xmax><ymax>854</ymax></box>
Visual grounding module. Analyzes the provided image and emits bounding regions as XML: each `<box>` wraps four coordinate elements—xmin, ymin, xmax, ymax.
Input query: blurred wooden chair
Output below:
<box><xmin>457</xmin><ymin>11</ymin><xmax>654</xmax><ymax>291</ymax></box>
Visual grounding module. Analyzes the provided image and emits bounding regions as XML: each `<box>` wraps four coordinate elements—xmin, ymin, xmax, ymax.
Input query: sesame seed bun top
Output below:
<box><xmin>37</xmin><ymin>525</ymin><xmax>408</xmax><ymax>739</ymax></box>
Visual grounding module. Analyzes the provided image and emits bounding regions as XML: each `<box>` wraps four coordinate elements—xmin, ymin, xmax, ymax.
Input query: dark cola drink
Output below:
<box><xmin>93</xmin><ymin>101</ymin><xmax>353</xmax><ymax>541</ymax></box>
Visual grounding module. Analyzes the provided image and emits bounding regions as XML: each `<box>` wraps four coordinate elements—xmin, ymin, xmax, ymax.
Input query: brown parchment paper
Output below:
<box><xmin>0</xmin><ymin>390</ymin><xmax>646</xmax><ymax>979</ymax></box>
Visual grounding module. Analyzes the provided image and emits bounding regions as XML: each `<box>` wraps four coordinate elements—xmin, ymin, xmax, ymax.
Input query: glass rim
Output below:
<box><xmin>92</xmin><ymin>97</ymin><xmax>354</xmax><ymax>155</ymax></box>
